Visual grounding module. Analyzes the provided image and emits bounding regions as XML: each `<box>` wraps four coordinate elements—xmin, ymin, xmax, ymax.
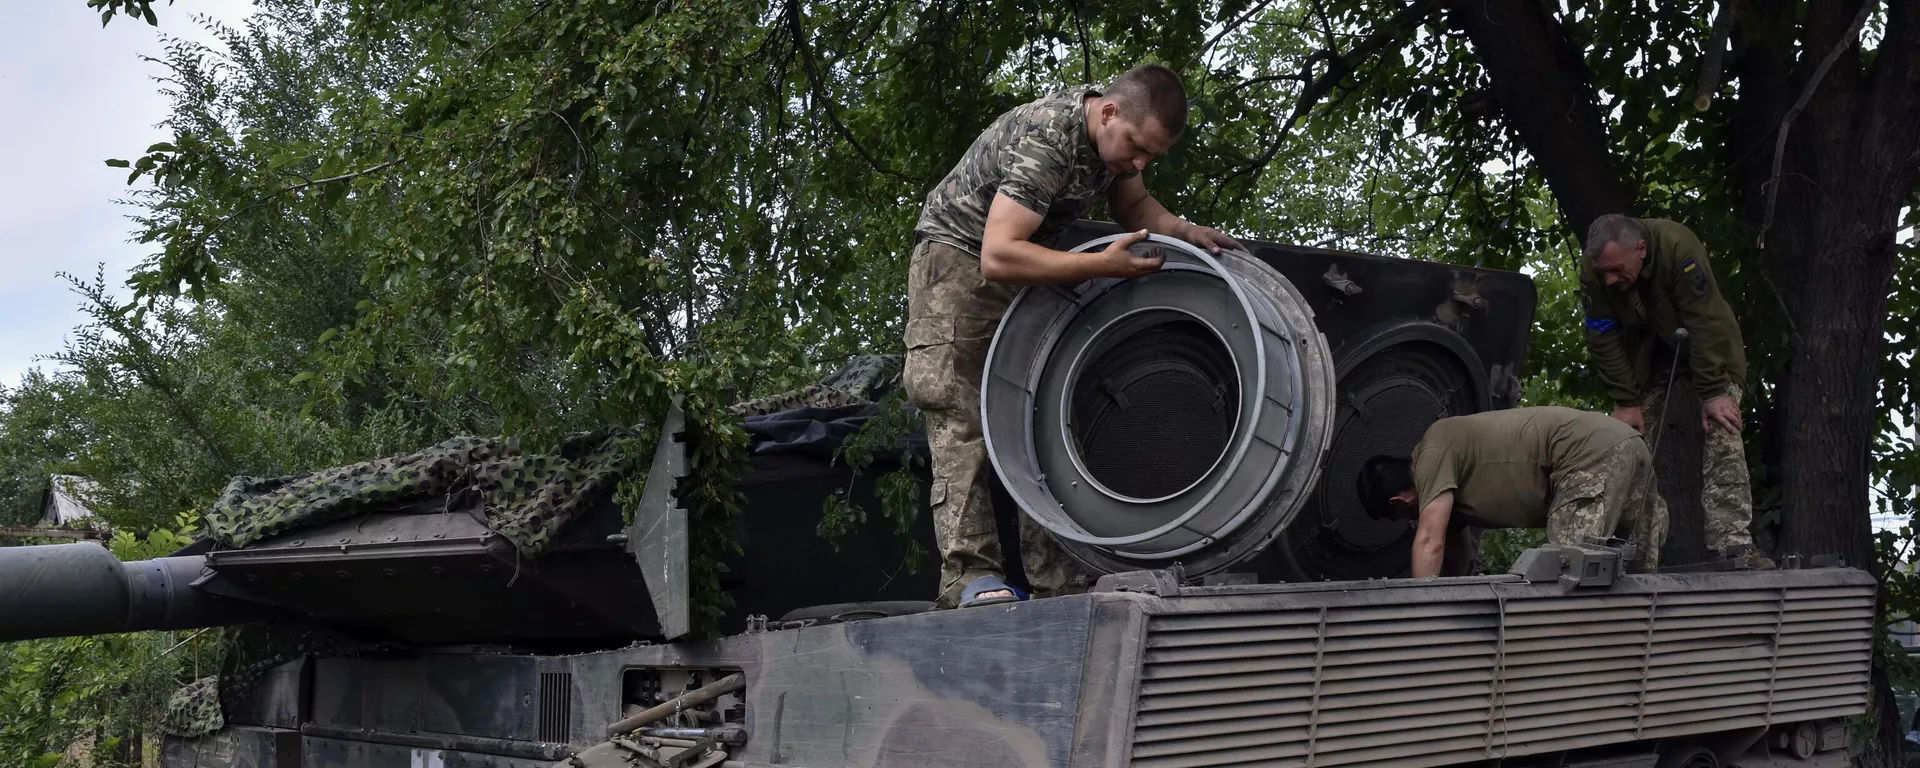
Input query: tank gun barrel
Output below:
<box><xmin>0</xmin><ymin>543</ymin><xmax>270</xmax><ymax>642</ymax></box>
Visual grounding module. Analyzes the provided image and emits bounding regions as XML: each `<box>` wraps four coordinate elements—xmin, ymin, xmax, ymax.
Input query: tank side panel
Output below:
<box><xmin>163</xmin><ymin>726</ymin><xmax>297</xmax><ymax>768</ymax></box>
<box><xmin>563</xmin><ymin>595</ymin><xmax>1100</xmax><ymax>768</ymax></box>
<box><xmin>310</xmin><ymin>654</ymin><xmax>544</xmax><ymax>741</ymax></box>
<box><xmin>1069</xmin><ymin>593</ymin><xmax>1155</xmax><ymax>768</ymax></box>
<box><xmin>226</xmin><ymin>658</ymin><xmax>307</xmax><ymax>729</ymax></box>
<box><xmin>1125</xmin><ymin>568</ymin><xmax>1876</xmax><ymax>768</ymax></box>
<box><xmin>302</xmin><ymin>736</ymin><xmax>550</xmax><ymax>768</ymax></box>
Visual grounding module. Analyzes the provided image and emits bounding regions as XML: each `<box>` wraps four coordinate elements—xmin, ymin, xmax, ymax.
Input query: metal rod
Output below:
<box><xmin>639</xmin><ymin>727</ymin><xmax>747</xmax><ymax>746</ymax></box>
<box><xmin>300</xmin><ymin>724</ymin><xmax>573</xmax><ymax>761</ymax></box>
<box><xmin>606</xmin><ymin>672</ymin><xmax>746</xmax><ymax>737</ymax></box>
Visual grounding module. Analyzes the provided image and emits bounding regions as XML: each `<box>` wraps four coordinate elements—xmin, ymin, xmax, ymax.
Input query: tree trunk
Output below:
<box><xmin>1443</xmin><ymin>0</ymin><xmax>1634</xmax><ymax>230</ymax></box>
<box><xmin>1451</xmin><ymin>1</ymin><xmax>1920</xmax><ymax>761</ymax></box>
<box><xmin>1726</xmin><ymin>2</ymin><xmax>1920</xmax><ymax>766</ymax></box>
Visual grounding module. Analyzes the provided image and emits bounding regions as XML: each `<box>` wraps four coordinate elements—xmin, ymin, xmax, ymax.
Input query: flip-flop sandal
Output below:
<box><xmin>959</xmin><ymin>575</ymin><xmax>1027</xmax><ymax>608</ymax></box>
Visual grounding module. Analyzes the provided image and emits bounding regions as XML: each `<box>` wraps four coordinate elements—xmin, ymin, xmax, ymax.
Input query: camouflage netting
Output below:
<box><xmin>204</xmin><ymin>429</ymin><xmax>640</xmax><ymax>555</ymax></box>
<box><xmin>729</xmin><ymin>354</ymin><xmax>902</xmax><ymax>418</ymax></box>
<box><xmin>167</xmin><ymin>356</ymin><xmax>903</xmax><ymax>739</ymax></box>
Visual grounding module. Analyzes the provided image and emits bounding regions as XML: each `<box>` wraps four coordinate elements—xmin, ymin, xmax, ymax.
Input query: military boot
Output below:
<box><xmin>1722</xmin><ymin>544</ymin><xmax>1776</xmax><ymax>570</ymax></box>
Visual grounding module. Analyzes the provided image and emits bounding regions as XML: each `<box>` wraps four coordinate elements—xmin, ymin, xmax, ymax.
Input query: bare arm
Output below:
<box><xmin>1106</xmin><ymin>175</ymin><xmax>1244</xmax><ymax>254</ymax></box>
<box><xmin>981</xmin><ymin>194</ymin><xmax>1161</xmax><ymax>285</ymax></box>
<box><xmin>1410</xmin><ymin>491</ymin><xmax>1456</xmax><ymax>578</ymax></box>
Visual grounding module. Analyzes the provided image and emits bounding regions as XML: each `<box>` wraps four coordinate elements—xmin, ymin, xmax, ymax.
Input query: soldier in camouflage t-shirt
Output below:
<box><xmin>902</xmin><ymin>64</ymin><xmax>1246</xmax><ymax>609</ymax></box>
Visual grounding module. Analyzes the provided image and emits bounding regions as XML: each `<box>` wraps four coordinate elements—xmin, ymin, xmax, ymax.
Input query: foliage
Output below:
<box><xmin>87</xmin><ymin>0</ymin><xmax>163</xmax><ymax>27</ymax></box>
<box><xmin>26</xmin><ymin>0</ymin><xmax>1916</xmax><ymax>750</ymax></box>
<box><xmin>820</xmin><ymin>388</ymin><xmax>928</xmax><ymax>573</ymax></box>
<box><xmin>0</xmin><ymin>528</ymin><xmax>218</xmax><ymax>767</ymax></box>
<box><xmin>1477</xmin><ymin>528</ymin><xmax>1547</xmax><ymax>574</ymax></box>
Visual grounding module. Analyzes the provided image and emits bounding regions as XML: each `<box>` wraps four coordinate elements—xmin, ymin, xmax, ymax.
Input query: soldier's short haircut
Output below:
<box><xmin>1584</xmin><ymin>214</ymin><xmax>1645</xmax><ymax>261</ymax></box>
<box><xmin>1357</xmin><ymin>455</ymin><xmax>1414</xmax><ymax>520</ymax></box>
<box><xmin>1105</xmin><ymin>64</ymin><xmax>1189</xmax><ymax>137</ymax></box>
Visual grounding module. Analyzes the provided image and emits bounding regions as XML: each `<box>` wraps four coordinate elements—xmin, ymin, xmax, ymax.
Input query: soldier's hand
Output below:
<box><xmin>1701</xmin><ymin>395</ymin><xmax>1743</xmax><ymax>433</ymax></box>
<box><xmin>1182</xmin><ymin>224</ymin><xmax>1245</xmax><ymax>254</ymax></box>
<box><xmin>1099</xmin><ymin>229</ymin><xmax>1164</xmax><ymax>279</ymax></box>
<box><xmin>1611</xmin><ymin>405</ymin><xmax>1646</xmax><ymax>434</ymax></box>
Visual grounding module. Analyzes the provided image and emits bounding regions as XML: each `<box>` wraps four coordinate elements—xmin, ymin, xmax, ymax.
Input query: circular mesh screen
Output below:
<box><xmin>1251</xmin><ymin>341</ymin><xmax>1478</xmax><ymax>583</ymax></box>
<box><xmin>1317</xmin><ymin>383</ymin><xmax>1436</xmax><ymax>549</ymax></box>
<box><xmin>1070</xmin><ymin>320</ymin><xmax>1238</xmax><ymax>500</ymax></box>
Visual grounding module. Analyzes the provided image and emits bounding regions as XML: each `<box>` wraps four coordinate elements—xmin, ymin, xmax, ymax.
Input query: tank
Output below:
<box><xmin>0</xmin><ymin>224</ymin><xmax>1871</xmax><ymax>768</ymax></box>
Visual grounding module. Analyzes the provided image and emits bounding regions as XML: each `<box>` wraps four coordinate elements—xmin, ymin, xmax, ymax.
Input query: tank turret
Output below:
<box><xmin>0</xmin><ymin>405</ymin><xmax>694</xmax><ymax>647</ymax></box>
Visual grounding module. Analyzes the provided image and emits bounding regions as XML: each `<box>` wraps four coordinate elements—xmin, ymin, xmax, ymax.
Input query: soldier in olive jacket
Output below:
<box><xmin>1580</xmin><ymin>214</ymin><xmax>1770</xmax><ymax>569</ymax></box>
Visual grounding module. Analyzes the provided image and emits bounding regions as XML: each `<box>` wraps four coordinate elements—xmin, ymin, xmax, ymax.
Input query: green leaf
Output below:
<box><xmin>105</xmin><ymin>158</ymin><xmax>130</xmax><ymax>168</ymax></box>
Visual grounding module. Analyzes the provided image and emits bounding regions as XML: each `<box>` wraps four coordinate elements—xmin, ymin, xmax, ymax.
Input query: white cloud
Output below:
<box><xmin>0</xmin><ymin>1</ymin><xmax>253</xmax><ymax>389</ymax></box>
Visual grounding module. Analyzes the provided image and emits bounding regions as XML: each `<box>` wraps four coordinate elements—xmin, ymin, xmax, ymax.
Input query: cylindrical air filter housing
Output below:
<box><xmin>982</xmin><ymin>234</ymin><xmax>1336</xmax><ymax>576</ymax></box>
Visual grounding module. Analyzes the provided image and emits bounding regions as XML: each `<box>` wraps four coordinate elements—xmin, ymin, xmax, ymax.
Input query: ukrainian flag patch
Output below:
<box><xmin>1585</xmin><ymin>317</ymin><xmax>1618</xmax><ymax>333</ymax></box>
<box><xmin>1683</xmin><ymin>259</ymin><xmax>1698</xmax><ymax>273</ymax></box>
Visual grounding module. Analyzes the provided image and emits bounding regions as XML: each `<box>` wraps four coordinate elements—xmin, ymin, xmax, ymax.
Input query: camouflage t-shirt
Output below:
<box><xmin>913</xmin><ymin>88</ymin><xmax>1137</xmax><ymax>254</ymax></box>
<box><xmin>1411</xmin><ymin>406</ymin><xmax>1640</xmax><ymax>529</ymax></box>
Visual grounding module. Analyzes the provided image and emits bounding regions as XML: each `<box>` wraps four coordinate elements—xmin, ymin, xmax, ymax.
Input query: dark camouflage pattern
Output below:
<box><xmin>729</xmin><ymin>355</ymin><xmax>902</xmax><ymax>419</ymax></box>
<box><xmin>902</xmin><ymin>240</ymin><xmax>1091</xmax><ymax>607</ymax></box>
<box><xmin>205</xmin><ymin>430</ymin><xmax>639</xmax><ymax>555</ymax></box>
<box><xmin>162</xmin><ymin>677</ymin><xmax>223</xmax><ymax>737</ymax></box>
<box><xmin>1542</xmin><ymin>435</ymin><xmax>1669</xmax><ymax>572</ymax></box>
<box><xmin>1642</xmin><ymin>381</ymin><xmax>1756</xmax><ymax>555</ymax></box>
<box><xmin>913</xmin><ymin>88</ymin><xmax>1134</xmax><ymax>255</ymax></box>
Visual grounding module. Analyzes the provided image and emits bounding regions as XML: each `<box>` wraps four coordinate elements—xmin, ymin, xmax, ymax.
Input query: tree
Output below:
<box><xmin>42</xmin><ymin>0</ymin><xmax>1919</xmax><ymax>755</ymax></box>
<box><xmin>1244</xmin><ymin>0</ymin><xmax>1920</xmax><ymax>761</ymax></box>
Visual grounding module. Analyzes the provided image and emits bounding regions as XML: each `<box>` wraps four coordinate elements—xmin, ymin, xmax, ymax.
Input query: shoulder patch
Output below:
<box><xmin>1684</xmin><ymin>258</ymin><xmax>1709</xmax><ymax>297</ymax></box>
<box><xmin>1585</xmin><ymin>317</ymin><xmax>1618</xmax><ymax>333</ymax></box>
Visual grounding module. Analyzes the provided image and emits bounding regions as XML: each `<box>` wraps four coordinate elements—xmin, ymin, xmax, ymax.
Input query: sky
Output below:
<box><xmin>0</xmin><ymin>1</ymin><xmax>253</xmax><ymax>390</ymax></box>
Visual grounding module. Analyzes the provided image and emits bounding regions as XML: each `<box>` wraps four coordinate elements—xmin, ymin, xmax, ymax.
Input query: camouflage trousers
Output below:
<box><xmin>902</xmin><ymin>239</ymin><xmax>1094</xmax><ymax>607</ymax></box>
<box><xmin>1544</xmin><ymin>436</ymin><xmax>1670</xmax><ymax>572</ymax></box>
<box><xmin>1643</xmin><ymin>382</ymin><xmax>1755</xmax><ymax>553</ymax></box>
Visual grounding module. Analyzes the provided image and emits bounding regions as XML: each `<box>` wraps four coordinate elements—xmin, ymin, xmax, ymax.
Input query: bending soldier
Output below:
<box><xmin>903</xmin><ymin>64</ymin><xmax>1243</xmax><ymax>608</ymax></box>
<box><xmin>1358</xmin><ymin>406</ymin><xmax>1670</xmax><ymax>577</ymax></box>
<box><xmin>1580</xmin><ymin>215</ymin><xmax>1772</xmax><ymax>569</ymax></box>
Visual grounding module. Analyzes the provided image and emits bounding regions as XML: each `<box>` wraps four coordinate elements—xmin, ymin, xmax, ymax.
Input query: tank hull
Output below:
<box><xmin>169</xmin><ymin>563</ymin><xmax>1873</xmax><ymax>768</ymax></box>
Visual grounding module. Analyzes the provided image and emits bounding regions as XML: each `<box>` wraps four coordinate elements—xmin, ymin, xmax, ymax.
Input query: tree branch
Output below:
<box><xmin>1191</xmin><ymin>0</ymin><xmax>1280</xmax><ymax>67</ymax></box>
<box><xmin>1756</xmin><ymin>0</ymin><xmax>1872</xmax><ymax>249</ymax></box>
<box><xmin>1206</xmin><ymin>0</ymin><xmax>1441</xmax><ymax>211</ymax></box>
<box><xmin>1691</xmin><ymin>0</ymin><xmax>1738</xmax><ymax>111</ymax></box>
<box><xmin>782</xmin><ymin>0</ymin><xmax>918</xmax><ymax>188</ymax></box>
<box><xmin>1445</xmin><ymin>0</ymin><xmax>1633</xmax><ymax>240</ymax></box>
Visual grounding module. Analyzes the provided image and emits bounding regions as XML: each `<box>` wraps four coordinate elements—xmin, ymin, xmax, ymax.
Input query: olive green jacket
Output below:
<box><xmin>1579</xmin><ymin>218</ymin><xmax>1747</xmax><ymax>406</ymax></box>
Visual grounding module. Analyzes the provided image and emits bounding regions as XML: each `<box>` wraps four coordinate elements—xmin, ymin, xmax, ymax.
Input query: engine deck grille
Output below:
<box><xmin>539</xmin><ymin>671</ymin><xmax>573</xmax><ymax>743</ymax></box>
<box><xmin>1127</xmin><ymin>574</ymin><xmax>1875</xmax><ymax>768</ymax></box>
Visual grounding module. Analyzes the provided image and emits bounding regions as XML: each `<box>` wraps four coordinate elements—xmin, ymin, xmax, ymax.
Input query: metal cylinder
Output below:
<box><xmin>0</xmin><ymin>543</ymin><xmax>268</xmax><ymax>642</ymax></box>
<box><xmin>982</xmin><ymin>235</ymin><xmax>1337</xmax><ymax>576</ymax></box>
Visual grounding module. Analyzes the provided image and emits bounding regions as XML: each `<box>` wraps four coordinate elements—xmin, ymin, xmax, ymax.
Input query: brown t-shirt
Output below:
<box><xmin>1411</xmin><ymin>406</ymin><xmax>1641</xmax><ymax>529</ymax></box>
